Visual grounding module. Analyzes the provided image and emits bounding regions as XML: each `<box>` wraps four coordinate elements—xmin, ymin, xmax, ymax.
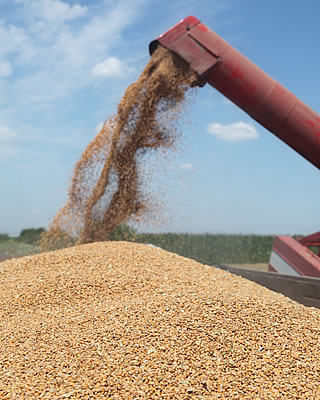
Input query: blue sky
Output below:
<box><xmin>0</xmin><ymin>0</ymin><xmax>319</xmax><ymax>236</ymax></box>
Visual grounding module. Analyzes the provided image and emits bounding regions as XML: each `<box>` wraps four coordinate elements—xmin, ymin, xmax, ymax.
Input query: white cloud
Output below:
<box><xmin>92</xmin><ymin>57</ymin><xmax>132</xmax><ymax>78</ymax></box>
<box><xmin>0</xmin><ymin>23</ymin><xmax>30</xmax><ymax>59</ymax></box>
<box><xmin>207</xmin><ymin>121</ymin><xmax>259</xmax><ymax>142</ymax></box>
<box><xmin>0</xmin><ymin>60</ymin><xmax>12</xmax><ymax>78</ymax></box>
<box><xmin>0</xmin><ymin>124</ymin><xmax>18</xmax><ymax>160</ymax></box>
<box><xmin>0</xmin><ymin>125</ymin><xmax>17</xmax><ymax>141</ymax></box>
<box><xmin>16</xmin><ymin>0</ymin><xmax>88</xmax><ymax>22</ymax></box>
<box><xmin>180</xmin><ymin>163</ymin><xmax>195</xmax><ymax>171</ymax></box>
<box><xmin>9</xmin><ymin>0</ymin><xmax>146</xmax><ymax>104</ymax></box>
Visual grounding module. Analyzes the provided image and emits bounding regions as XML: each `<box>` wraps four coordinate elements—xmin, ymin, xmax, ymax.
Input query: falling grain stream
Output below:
<box><xmin>42</xmin><ymin>46</ymin><xmax>198</xmax><ymax>247</ymax></box>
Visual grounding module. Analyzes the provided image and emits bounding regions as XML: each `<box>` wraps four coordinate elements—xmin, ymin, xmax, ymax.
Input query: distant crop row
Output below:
<box><xmin>108</xmin><ymin>225</ymin><xmax>275</xmax><ymax>264</ymax></box>
<box><xmin>135</xmin><ymin>233</ymin><xmax>275</xmax><ymax>264</ymax></box>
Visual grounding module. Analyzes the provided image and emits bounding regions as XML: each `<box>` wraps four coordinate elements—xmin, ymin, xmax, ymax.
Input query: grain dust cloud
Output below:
<box><xmin>42</xmin><ymin>46</ymin><xmax>198</xmax><ymax>248</ymax></box>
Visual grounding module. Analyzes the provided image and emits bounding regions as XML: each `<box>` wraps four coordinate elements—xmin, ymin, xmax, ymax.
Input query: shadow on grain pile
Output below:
<box><xmin>41</xmin><ymin>46</ymin><xmax>198</xmax><ymax>250</ymax></box>
<box><xmin>0</xmin><ymin>241</ymin><xmax>320</xmax><ymax>398</ymax></box>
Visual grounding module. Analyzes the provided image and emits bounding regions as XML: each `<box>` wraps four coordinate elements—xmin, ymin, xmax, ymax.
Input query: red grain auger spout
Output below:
<box><xmin>150</xmin><ymin>16</ymin><xmax>320</xmax><ymax>170</ymax></box>
<box><xmin>151</xmin><ymin>16</ymin><xmax>320</xmax><ymax>278</ymax></box>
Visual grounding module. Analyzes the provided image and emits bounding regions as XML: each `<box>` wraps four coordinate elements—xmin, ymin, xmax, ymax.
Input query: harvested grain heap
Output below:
<box><xmin>1</xmin><ymin>242</ymin><xmax>320</xmax><ymax>399</ymax></box>
<box><xmin>42</xmin><ymin>46</ymin><xmax>198</xmax><ymax>248</ymax></box>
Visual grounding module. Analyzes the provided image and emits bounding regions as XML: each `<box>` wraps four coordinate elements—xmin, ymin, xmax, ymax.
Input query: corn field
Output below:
<box><xmin>135</xmin><ymin>233</ymin><xmax>275</xmax><ymax>264</ymax></box>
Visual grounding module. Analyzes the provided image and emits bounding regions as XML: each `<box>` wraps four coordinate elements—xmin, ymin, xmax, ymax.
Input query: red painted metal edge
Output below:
<box><xmin>270</xmin><ymin>236</ymin><xmax>320</xmax><ymax>277</ymax></box>
<box><xmin>297</xmin><ymin>231</ymin><xmax>320</xmax><ymax>256</ymax></box>
<box><xmin>298</xmin><ymin>231</ymin><xmax>320</xmax><ymax>246</ymax></box>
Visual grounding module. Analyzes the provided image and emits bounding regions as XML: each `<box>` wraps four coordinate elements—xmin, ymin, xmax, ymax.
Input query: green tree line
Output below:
<box><xmin>0</xmin><ymin>228</ymin><xmax>45</xmax><ymax>244</ymax></box>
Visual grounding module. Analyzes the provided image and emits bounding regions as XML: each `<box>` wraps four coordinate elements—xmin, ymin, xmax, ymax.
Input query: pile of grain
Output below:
<box><xmin>1</xmin><ymin>241</ymin><xmax>319</xmax><ymax>399</ymax></box>
<box><xmin>42</xmin><ymin>46</ymin><xmax>198</xmax><ymax>249</ymax></box>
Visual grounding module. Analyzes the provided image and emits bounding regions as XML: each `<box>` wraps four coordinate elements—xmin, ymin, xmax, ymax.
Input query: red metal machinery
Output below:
<box><xmin>150</xmin><ymin>16</ymin><xmax>320</xmax><ymax>278</ymax></box>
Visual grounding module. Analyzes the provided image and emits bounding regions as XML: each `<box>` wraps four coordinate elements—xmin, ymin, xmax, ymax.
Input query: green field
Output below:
<box><xmin>0</xmin><ymin>231</ymin><xmax>275</xmax><ymax>266</ymax></box>
<box><xmin>0</xmin><ymin>240</ymin><xmax>40</xmax><ymax>262</ymax></box>
<box><xmin>135</xmin><ymin>233</ymin><xmax>274</xmax><ymax>265</ymax></box>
